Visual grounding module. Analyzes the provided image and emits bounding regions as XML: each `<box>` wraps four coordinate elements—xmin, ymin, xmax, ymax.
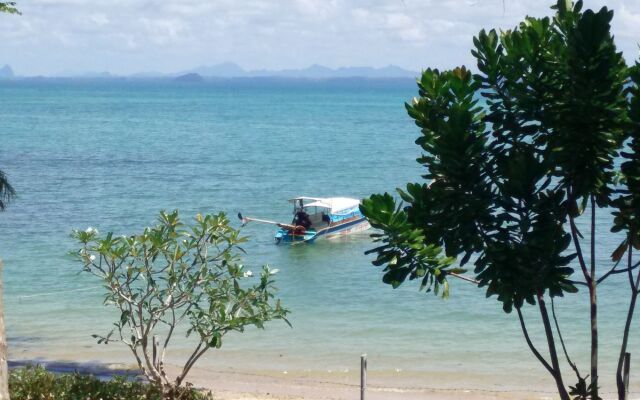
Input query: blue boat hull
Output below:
<box><xmin>274</xmin><ymin>216</ymin><xmax>370</xmax><ymax>244</ymax></box>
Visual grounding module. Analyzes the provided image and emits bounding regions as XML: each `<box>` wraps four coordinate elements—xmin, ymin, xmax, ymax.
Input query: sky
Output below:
<box><xmin>0</xmin><ymin>0</ymin><xmax>639</xmax><ymax>76</ymax></box>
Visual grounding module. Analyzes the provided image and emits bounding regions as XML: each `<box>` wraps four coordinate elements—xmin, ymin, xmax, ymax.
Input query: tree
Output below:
<box><xmin>0</xmin><ymin>170</ymin><xmax>14</xmax><ymax>399</ymax></box>
<box><xmin>0</xmin><ymin>0</ymin><xmax>17</xmax><ymax>392</ymax></box>
<box><xmin>72</xmin><ymin>210</ymin><xmax>289</xmax><ymax>399</ymax></box>
<box><xmin>360</xmin><ymin>1</ymin><xmax>639</xmax><ymax>399</ymax></box>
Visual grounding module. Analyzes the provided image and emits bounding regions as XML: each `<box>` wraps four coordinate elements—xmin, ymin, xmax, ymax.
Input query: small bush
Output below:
<box><xmin>9</xmin><ymin>365</ymin><xmax>212</xmax><ymax>400</ymax></box>
<box><xmin>72</xmin><ymin>211</ymin><xmax>288</xmax><ymax>397</ymax></box>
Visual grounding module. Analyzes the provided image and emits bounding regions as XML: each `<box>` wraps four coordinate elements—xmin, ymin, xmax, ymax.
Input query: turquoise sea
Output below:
<box><xmin>0</xmin><ymin>78</ymin><xmax>638</xmax><ymax>394</ymax></box>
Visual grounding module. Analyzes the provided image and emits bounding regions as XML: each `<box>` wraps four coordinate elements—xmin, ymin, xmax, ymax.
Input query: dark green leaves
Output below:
<box><xmin>361</xmin><ymin>193</ymin><xmax>455</xmax><ymax>297</ymax></box>
<box><xmin>361</xmin><ymin>1</ymin><xmax>637</xmax><ymax>313</ymax></box>
<box><xmin>405</xmin><ymin>67</ymin><xmax>493</xmax><ymax>258</ymax></box>
<box><xmin>610</xmin><ymin>62</ymin><xmax>640</xmax><ymax>257</ymax></box>
<box><xmin>546</xmin><ymin>3</ymin><xmax>627</xmax><ymax>203</ymax></box>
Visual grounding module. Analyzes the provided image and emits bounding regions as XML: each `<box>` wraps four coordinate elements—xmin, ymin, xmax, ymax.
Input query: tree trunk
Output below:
<box><xmin>590</xmin><ymin>196</ymin><xmax>599</xmax><ymax>399</ymax></box>
<box><xmin>162</xmin><ymin>383</ymin><xmax>178</xmax><ymax>400</ymax></box>
<box><xmin>0</xmin><ymin>260</ymin><xmax>10</xmax><ymax>400</ymax></box>
<box><xmin>590</xmin><ymin>281</ymin><xmax>598</xmax><ymax>398</ymax></box>
<box><xmin>617</xmin><ymin>291</ymin><xmax>636</xmax><ymax>399</ymax></box>
<box><xmin>538</xmin><ymin>293</ymin><xmax>570</xmax><ymax>400</ymax></box>
<box><xmin>617</xmin><ymin>245</ymin><xmax>638</xmax><ymax>400</ymax></box>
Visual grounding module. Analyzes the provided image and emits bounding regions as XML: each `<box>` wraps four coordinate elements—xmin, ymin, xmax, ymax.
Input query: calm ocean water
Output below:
<box><xmin>0</xmin><ymin>78</ymin><xmax>638</xmax><ymax>392</ymax></box>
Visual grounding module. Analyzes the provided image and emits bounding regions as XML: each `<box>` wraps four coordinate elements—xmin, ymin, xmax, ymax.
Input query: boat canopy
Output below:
<box><xmin>288</xmin><ymin>197</ymin><xmax>361</xmax><ymax>214</ymax></box>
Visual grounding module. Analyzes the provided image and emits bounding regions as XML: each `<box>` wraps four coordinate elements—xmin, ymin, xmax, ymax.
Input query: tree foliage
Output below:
<box><xmin>0</xmin><ymin>2</ymin><xmax>19</xmax><ymax>14</ymax></box>
<box><xmin>0</xmin><ymin>2</ymin><xmax>17</xmax><ymax>211</ymax></box>
<box><xmin>361</xmin><ymin>1</ymin><xmax>638</xmax><ymax>399</ymax></box>
<box><xmin>73</xmin><ymin>211</ymin><xmax>289</xmax><ymax>399</ymax></box>
<box><xmin>0</xmin><ymin>6</ymin><xmax>18</xmax><ymax>399</ymax></box>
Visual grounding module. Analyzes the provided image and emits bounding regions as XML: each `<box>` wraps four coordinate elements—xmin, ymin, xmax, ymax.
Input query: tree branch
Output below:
<box><xmin>516</xmin><ymin>307</ymin><xmax>554</xmax><ymax>375</ymax></box>
<box><xmin>597</xmin><ymin>261</ymin><xmax>640</xmax><ymax>285</ymax></box>
<box><xmin>178</xmin><ymin>339</ymin><xmax>206</xmax><ymax>385</ymax></box>
<box><xmin>617</xmin><ymin>243</ymin><xmax>639</xmax><ymax>398</ymax></box>
<box><xmin>551</xmin><ymin>297</ymin><xmax>581</xmax><ymax>379</ymax></box>
<box><xmin>569</xmin><ymin>214</ymin><xmax>591</xmax><ymax>283</ymax></box>
<box><xmin>449</xmin><ymin>272</ymin><xmax>479</xmax><ymax>284</ymax></box>
<box><xmin>537</xmin><ymin>292</ymin><xmax>570</xmax><ymax>400</ymax></box>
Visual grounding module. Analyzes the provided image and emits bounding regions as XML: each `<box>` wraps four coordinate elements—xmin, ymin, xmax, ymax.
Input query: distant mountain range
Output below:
<box><xmin>0</xmin><ymin>62</ymin><xmax>418</xmax><ymax>79</ymax></box>
<box><xmin>181</xmin><ymin>62</ymin><xmax>418</xmax><ymax>79</ymax></box>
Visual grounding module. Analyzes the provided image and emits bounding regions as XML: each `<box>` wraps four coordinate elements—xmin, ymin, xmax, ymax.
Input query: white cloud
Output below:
<box><xmin>294</xmin><ymin>0</ymin><xmax>338</xmax><ymax>18</ymax></box>
<box><xmin>89</xmin><ymin>13</ymin><xmax>109</xmax><ymax>27</ymax></box>
<box><xmin>616</xmin><ymin>3</ymin><xmax>640</xmax><ymax>44</ymax></box>
<box><xmin>140</xmin><ymin>17</ymin><xmax>188</xmax><ymax>45</ymax></box>
<box><xmin>0</xmin><ymin>0</ymin><xmax>638</xmax><ymax>75</ymax></box>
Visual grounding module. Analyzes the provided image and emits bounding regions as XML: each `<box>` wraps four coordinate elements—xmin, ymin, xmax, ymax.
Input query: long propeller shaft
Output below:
<box><xmin>238</xmin><ymin>213</ymin><xmax>297</xmax><ymax>230</ymax></box>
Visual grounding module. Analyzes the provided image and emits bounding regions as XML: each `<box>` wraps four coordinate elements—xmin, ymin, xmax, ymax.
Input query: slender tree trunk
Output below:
<box><xmin>589</xmin><ymin>282</ymin><xmax>598</xmax><ymax>397</ymax></box>
<box><xmin>617</xmin><ymin>292</ymin><xmax>636</xmax><ymax>399</ymax></box>
<box><xmin>590</xmin><ymin>196</ymin><xmax>598</xmax><ymax>399</ymax></box>
<box><xmin>0</xmin><ymin>260</ymin><xmax>10</xmax><ymax>400</ymax></box>
<box><xmin>538</xmin><ymin>292</ymin><xmax>570</xmax><ymax>400</ymax></box>
<box><xmin>162</xmin><ymin>383</ymin><xmax>176</xmax><ymax>400</ymax></box>
<box><xmin>617</xmin><ymin>245</ymin><xmax>638</xmax><ymax>399</ymax></box>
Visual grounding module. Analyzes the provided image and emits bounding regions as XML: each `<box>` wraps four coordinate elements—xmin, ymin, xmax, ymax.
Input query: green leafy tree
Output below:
<box><xmin>0</xmin><ymin>169</ymin><xmax>15</xmax><ymax>399</ymax></box>
<box><xmin>361</xmin><ymin>1</ymin><xmax>639</xmax><ymax>399</ymax></box>
<box><xmin>72</xmin><ymin>211</ymin><xmax>289</xmax><ymax>400</ymax></box>
<box><xmin>0</xmin><ymin>4</ymin><xmax>18</xmax><ymax>396</ymax></box>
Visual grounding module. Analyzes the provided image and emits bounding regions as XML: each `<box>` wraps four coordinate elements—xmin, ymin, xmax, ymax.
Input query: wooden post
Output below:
<box><xmin>360</xmin><ymin>354</ymin><xmax>367</xmax><ymax>400</ymax></box>
<box><xmin>0</xmin><ymin>260</ymin><xmax>9</xmax><ymax>400</ymax></box>
<box><xmin>623</xmin><ymin>352</ymin><xmax>631</xmax><ymax>400</ymax></box>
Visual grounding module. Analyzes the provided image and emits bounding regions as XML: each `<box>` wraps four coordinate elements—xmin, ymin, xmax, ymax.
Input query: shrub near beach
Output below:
<box><xmin>9</xmin><ymin>365</ymin><xmax>212</xmax><ymax>400</ymax></box>
<box><xmin>72</xmin><ymin>210</ymin><xmax>289</xmax><ymax>400</ymax></box>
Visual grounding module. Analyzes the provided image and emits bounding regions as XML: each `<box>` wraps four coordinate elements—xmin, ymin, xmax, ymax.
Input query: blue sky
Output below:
<box><xmin>1</xmin><ymin>0</ymin><xmax>639</xmax><ymax>76</ymax></box>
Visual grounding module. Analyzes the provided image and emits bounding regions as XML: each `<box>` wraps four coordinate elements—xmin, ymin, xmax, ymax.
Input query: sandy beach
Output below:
<box><xmin>179</xmin><ymin>366</ymin><xmax>556</xmax><ymax>400</ymax></box>
<box><xmin>10</xmin><ymin>336</ymin><xmax>640</xmax><ymax>400</ymax></box>
<box><xmin>9</xmin><ymin>358</ymin><xmax>571</xmax><ymax>400</ymax></box>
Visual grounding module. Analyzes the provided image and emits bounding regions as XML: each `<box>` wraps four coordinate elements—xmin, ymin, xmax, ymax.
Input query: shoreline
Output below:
<box><xmin>7</xmin><ymin>358</ymin><xmax>564</xmax><ymax>400</ymax></box>
<box><xmin>8</xmin><ymin>344</ymin><xmax>636</xmax><ymax>399</ymax></box>
<box><xmin>172</xmin><ymin>366</ymin><xmax>558</xmax><ymax>400</ymax></box>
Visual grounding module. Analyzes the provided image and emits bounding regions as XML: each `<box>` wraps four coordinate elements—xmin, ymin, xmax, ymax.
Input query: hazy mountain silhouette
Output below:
<box><xmin>186</xmin><ymin>62</ymin><xmax>246</xmax><ymax>77</ymax></box>
<box><xmin>0</xmin><ymin>64</ymin><xmax>14</xmax><ymax>79</ymax></box>
<box><xmin>173</xmin><ymin>73</ymin><xmax>205</xmax><ymax>82</ymax></box>
<box><xmin>4</xmin><ymin>62</ymin><xmax>418</xmax><ymax>79</ymax></box>
<box><xmin>181</xmin><ymin>62</ymin><xmax>417</xmax><ymax>79</ymax></box>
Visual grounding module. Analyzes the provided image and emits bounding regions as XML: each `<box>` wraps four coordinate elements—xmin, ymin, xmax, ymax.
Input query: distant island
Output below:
<box><xmin>0</xmin><ymin>62</ymin><xmax>419</xmax><ymax>80</ymax></box>
<box><xmin>173</xmin><ymin>73</ymin><xmax>205</xmax><ymax>83</ymax></box>
<box><xmin>0</xmin><ymin>64</ymin><xmax>14</xmax><ymax>79</ymax></box>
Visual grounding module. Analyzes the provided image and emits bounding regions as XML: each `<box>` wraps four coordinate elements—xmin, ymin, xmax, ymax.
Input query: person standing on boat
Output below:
<box><xmin>295</xmin><ymin>210</ymin><xmax>312</xmax><ymax>229</ymax></box>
